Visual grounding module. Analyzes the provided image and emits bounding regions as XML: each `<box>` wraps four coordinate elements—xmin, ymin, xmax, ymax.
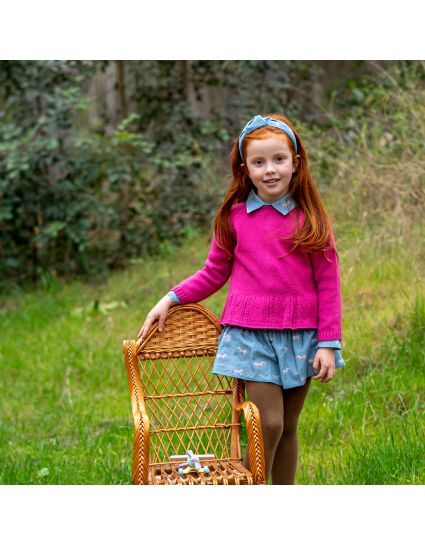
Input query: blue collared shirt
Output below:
<box><xmin>167</xmin><ymin>189</ymin><xmax>341</xmax><ymax>349</ymax></box>
<box><xmin>246</xmin><ymin>188</ymin><xmax>297</xmax><ymax>216</ymax></box>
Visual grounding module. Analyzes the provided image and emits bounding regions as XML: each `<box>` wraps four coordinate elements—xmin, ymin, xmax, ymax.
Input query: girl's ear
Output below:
<box><xmin>292</xmin><ymin>154</ymin><xmax>300</xmax><ymax>173</ymax></box>
<box><xmin>240</xmin><ymin>162</ymin><xmax>249</xmax><ymax>176</ymax></box>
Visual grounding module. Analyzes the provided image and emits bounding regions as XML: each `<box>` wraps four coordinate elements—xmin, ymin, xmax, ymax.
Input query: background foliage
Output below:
<box><xmin>0</xmin><ymin>59</ymin><xmax>396</xmax><ymax>287</ymax></box>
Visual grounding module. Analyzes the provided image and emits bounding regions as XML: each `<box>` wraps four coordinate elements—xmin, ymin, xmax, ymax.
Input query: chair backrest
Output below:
<box><xmin>134</xmin><ymin>304</ymin><xmax>240</xmax><ymax>464</ymax></box>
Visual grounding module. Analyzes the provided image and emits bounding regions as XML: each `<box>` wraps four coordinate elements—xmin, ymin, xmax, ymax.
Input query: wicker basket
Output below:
<box><xmin>123</xmin><ymin>303</ymin><xmax>266</xmax><ymax>485</ymax></box>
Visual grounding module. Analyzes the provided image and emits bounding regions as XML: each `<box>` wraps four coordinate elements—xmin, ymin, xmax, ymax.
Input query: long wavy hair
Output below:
<box><xmin>212</xmin><ymin>113</ymin><xmax>335</xmax><ymax>260</ymax></box>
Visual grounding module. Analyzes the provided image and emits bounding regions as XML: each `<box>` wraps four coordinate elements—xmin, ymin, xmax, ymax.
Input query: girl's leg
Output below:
<box><xmin>271</xmin><ymin>377</ymin><xmax>312</xmax><ymax>485</ymax></box>
<box><xmin>243</xmin><ymin>380</ymin><xmax>284</xmax><ymax>481</ymax></box>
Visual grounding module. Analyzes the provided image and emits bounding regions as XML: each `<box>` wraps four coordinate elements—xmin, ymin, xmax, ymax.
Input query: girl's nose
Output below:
<box><xmin>266</xmin><ymin>162</ymin><xmax>276</xmax><ymax>173</ymax></box>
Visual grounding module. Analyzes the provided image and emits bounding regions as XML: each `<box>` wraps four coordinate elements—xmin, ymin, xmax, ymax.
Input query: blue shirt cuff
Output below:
<box><xmin>167</xmin><ymin>290</ymin><xmax>181</xmax><ymax>304</ymax></box>
<box><xmin>316</xmin><ymin>340</ymin><xmax>341</xmax><ymax>350</ymax></box>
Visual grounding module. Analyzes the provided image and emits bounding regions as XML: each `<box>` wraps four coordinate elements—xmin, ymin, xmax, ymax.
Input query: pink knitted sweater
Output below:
<box><xmin>171</xmin><ymin>202</ymin><xmax>342</xmax><ymax>342</ymax></box>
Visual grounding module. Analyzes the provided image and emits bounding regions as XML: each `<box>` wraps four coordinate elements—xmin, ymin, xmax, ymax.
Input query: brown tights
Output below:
<box><xmin>243</xmin><ymin>378</ymin><xmax>311</xmax><ymax>485</ymax></box>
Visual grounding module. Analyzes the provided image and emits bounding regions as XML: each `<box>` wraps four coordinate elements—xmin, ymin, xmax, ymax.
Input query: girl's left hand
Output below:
<box><xmin>312</xmin><ymin>348</ymin><xmax>335</xmax><ymax>383</ymax></box>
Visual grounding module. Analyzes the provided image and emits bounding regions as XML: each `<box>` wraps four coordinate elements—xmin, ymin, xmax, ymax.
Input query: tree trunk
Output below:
<box><xmin>116</xmin><ymin>60</ymin><xmax>128</xmax><ymax>119</ymax></box>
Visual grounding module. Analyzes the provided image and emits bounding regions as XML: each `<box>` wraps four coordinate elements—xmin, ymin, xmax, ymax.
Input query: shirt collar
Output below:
<box><xmin>246</xmin><ymin>188</ymin><xmax>296</xmax><ymax>215</ymax></box>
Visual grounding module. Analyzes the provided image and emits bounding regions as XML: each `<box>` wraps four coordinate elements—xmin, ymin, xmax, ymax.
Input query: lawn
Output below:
<box><xmin>0</xmin><ymin>222</ymin><xmax>424</xmax><ymax>484</ymax></box>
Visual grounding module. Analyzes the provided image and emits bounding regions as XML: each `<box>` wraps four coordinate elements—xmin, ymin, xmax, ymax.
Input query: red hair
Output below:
<box><xmin>212</xmin><ymin>113</ymin><xmax>335</xmax><ymax>260</ymax></box>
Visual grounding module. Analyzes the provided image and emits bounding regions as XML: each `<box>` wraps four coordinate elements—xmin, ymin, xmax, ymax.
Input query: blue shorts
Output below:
<box><xmin>212</xmin><ymin>325</ymin><xmax>346</xmax><ymax>389</ymax></box>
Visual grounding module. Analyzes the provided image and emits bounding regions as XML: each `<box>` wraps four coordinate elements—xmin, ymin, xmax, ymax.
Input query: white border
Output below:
<box><xmin>1</xmin><ymin>485</ymin><xmax>424</xmax><ymax>544</ymax></box>
<box><xmin>1</xmin><ymin>0</ymin><xmax>425</xmax><ymax>59</ymax></box>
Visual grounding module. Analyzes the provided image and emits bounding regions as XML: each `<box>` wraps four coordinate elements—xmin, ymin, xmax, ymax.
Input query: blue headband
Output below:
<box><xmin>238</xmin><ymin>115</ymin><xmax>298</xmax><ymax>159</ymax></box>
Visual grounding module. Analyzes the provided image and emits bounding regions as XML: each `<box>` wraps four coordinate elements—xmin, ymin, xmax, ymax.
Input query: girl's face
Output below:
<box><xmin>241</xmin><ymin>135</ymin><xmax>299</xmax><ymax>202</ymax></box>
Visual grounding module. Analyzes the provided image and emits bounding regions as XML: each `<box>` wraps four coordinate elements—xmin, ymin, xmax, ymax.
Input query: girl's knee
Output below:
<box><xmin>261</xmin><ymin>414</ymin><xmax>284</xmax><ymax>441</ymax></box>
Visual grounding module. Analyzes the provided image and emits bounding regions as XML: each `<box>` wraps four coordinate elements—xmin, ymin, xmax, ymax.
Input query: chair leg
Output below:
<box><xmin>132</xmin><ymin>411</ymin><xmax>150</xmax><ymax>485</ymax></box>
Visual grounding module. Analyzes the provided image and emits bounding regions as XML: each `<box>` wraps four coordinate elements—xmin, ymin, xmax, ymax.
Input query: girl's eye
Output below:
<box><xmin>276</xmin><ymin>156</ymin><xmax>286</xmax><ymax>161</ymax></box>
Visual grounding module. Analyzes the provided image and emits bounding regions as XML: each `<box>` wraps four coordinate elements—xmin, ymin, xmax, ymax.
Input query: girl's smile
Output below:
<box><xmin>241</xmin><ymin>136</ymin><xmax>299</xmax><ymax>202</ymax></box>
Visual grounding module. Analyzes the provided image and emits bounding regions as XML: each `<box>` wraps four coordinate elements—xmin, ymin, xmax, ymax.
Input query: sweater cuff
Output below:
<box><xmin>170</xmin><ymin>285</ymin><xmax>186</xmax><ymax>304</ymax></box>
<box><xmin>317</xmin><ymin>330</ymin><xmax>342</xmax><ymax>343</ymax></box>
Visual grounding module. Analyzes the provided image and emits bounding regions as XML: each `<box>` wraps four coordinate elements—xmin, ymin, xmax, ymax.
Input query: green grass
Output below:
<box><xmin>0</xmin><ymin>223</ymin><xmax>424</xmax><ymax>484</ymax></box>
<box><xmin>298</xmin><ymin>291</ymin><xmax>425</xmax><ymax>484</ymax></box>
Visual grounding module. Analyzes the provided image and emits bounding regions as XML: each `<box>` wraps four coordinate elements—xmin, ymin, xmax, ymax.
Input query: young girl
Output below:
<box><xmin>138</xmin><ymin>113</ymin><xmax>345</xmax><ymax>485</ymax></box>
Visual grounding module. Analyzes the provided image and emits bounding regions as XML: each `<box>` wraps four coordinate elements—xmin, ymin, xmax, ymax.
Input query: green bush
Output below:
<box><xmin>0</xmin><ymin>62</ymin><xmax>229</xmax><ymax>286</ymax></box>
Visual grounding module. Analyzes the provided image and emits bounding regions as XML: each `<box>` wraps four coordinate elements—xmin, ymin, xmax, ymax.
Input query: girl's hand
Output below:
<box><xmin>137</xmin><ymin>295</ymin><xmax>177</xmax><ymax>340</ymax></box>
<box><xmin>312</xmin><ymin>348</ymin><xmax>335</xmax><ymax>383</ymax></box>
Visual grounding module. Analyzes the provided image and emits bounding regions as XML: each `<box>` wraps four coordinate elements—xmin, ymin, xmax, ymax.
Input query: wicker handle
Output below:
<box><xmin>237</xmin><ymin>401</ymin><xmax>267</xmax><ymax>484</ymax></box>
<box><xmin>123</xmin><ymin>339</ymin><xmax>150</xmax><ymax>484</ymax></box>
<box><xmin>132</xmin><ymin>409</ymin><xmax>150</xmax><ymax>484</ymax></box>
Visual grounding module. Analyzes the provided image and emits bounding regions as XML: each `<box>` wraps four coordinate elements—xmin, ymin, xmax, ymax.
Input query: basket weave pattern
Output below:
<box><xmin>123</xmin><ymin>304</ymin><xmax>266</xmax><ymax>485</ymax></box>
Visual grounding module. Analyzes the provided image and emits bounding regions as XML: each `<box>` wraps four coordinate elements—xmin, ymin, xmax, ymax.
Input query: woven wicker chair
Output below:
<box><xmin>123</xmin><ymin>303</ymin><xmax>267</xmax><ymax>485</ymax></box>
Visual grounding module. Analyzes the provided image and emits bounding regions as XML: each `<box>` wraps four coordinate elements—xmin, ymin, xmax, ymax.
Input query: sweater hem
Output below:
<box><xmin>219</xmin><ymin>318</ymin><xmax>319</xmax><ymax>331</ymax></box>
<box><xmin>219</xmin><ymin>318</ymin><xmax>342</xmax><ymax>340</ymax></box>
<box><xmin>219</xmin><ymin>293</ymin><xmax>320</xmax><ymax>330</ymax></box>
